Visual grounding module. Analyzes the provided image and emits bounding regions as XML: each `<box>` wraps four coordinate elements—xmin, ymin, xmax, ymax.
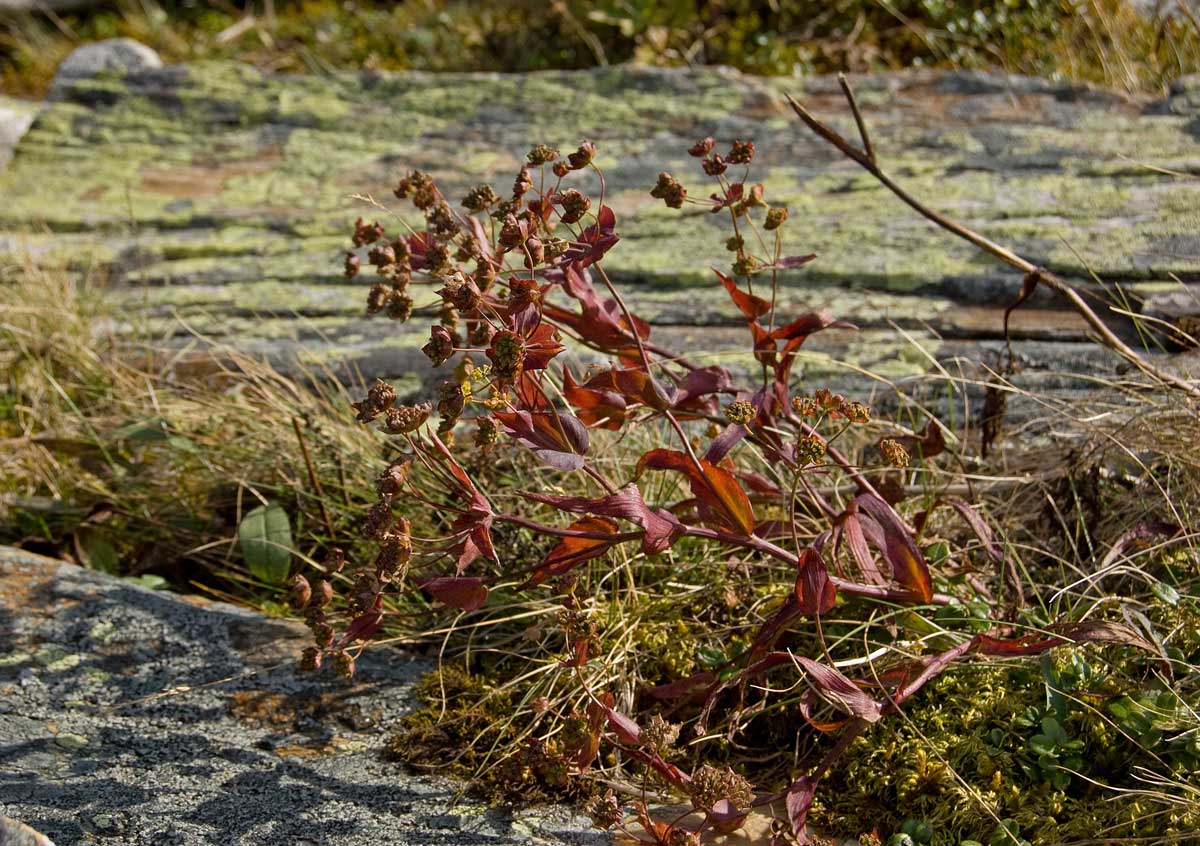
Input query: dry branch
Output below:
<box><xmin>786</xmin><ymin>76</ymin><xmax>1200</xmax><ymax>400</ymax></box>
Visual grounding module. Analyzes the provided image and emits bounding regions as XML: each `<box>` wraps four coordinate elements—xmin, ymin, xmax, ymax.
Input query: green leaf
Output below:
<box><xmin>238</xmin><ymin>503</ymin><xmax>294</xmax><ymax>584</ymax></box>
<box><xmin>1151</xmin><ymin>581</ymin><xmax>1180</xmax><ymax>606</ymax></box>
<box><xmin>130</xmin><ymin>574</ymin><xmax>169</xmax><ymax>591</ymax></box>
<box><xmin>111</xmin><ymin>420</ymin><xmax>170</xmax><ymax>441</ymax></box>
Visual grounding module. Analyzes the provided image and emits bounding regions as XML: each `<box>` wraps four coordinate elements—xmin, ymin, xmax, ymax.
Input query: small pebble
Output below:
<box><xmin>53</xmin><ymin>733</ymin><xmax>88</xmax><ymax>751</ymax></box>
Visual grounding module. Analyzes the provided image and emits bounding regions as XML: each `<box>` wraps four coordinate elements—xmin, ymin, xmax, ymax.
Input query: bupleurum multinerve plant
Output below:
<box><xmin>286</xmin><ymin>138</ymin><xmax>1187</xmax><ymax>844</ymax></box>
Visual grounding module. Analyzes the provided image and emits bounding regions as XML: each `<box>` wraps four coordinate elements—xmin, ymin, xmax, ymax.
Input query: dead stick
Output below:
<box><xmin>292</xmin><ymin>416</ymin><xmax>336</xmax><ymax>540</ymax></box>
<box><xmin>785</xmin><ymin>89</ymin><xmax>1200</xmax><ymax>400</ymax></box>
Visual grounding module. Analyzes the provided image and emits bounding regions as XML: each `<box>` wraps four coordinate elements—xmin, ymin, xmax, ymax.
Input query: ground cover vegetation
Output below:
<box><xmin>293</xmin><ymin>95</ymin><xmax>1199</xmax><ymax>842</ymax></box>
<box><xmin>2</xmin><ymin>0</ymin><xmax>1200</xmax><ymax>98</ymax></box>
<box><xmin>2</xmin><ymin>47</ymin><xmax>1199</xmax><ymax>846</ymax></box>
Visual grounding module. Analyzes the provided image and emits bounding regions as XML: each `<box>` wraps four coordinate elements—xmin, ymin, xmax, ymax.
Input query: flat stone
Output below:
<box><xmin>0</xmin><ymin>547</ymin><xmax>600</xmax><ymax>846</ymax></box>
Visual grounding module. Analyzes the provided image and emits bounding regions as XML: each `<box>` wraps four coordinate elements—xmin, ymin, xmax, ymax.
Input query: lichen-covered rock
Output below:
<box><xmin>0</xmin><ymin>546</ymin><xmax>600</xmax><ymax>846</ymax></box>
<box><xmin>0</xmin><ymin>59</ymin><xmax>1196</xmax><ymax>391</ymax></box>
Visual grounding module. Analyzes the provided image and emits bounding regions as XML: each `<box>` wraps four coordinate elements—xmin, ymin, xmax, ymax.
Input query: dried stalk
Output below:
<box><xmin>786</xmin><ymin>76</ymin><xmax>1200</xmax><ymax>400</ymax></box>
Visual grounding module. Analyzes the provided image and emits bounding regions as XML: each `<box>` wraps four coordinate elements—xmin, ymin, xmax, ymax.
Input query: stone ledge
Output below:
<box><xmin>0</xmin><ymin>546</ymin><xmax>599</xmax><ymax>846</ymax></box>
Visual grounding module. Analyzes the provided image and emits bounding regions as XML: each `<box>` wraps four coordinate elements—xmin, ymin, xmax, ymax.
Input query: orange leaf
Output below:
<box><xmin>637</xmin><ymin>449</ymin><xmax>756</xmax><ymax>535</ymax></box>
<box><xmin>526</xmin><ymin>516</ymin><xmax>620</xmax><ymax>586</ymax></box>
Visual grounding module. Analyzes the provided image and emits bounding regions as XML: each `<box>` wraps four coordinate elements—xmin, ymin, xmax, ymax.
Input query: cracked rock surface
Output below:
<box><xmin>0</xmin><ymin>547</ymin><xmax>601</xmax><ymax>846</ymax></box>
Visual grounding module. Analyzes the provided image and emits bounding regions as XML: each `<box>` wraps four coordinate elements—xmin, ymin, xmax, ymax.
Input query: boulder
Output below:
<box><xmin>49</xmin><ymin>38</ymin><xmax>162</xmax><ymax>98</ymax></box>
<box><xmin>0</xmin><ymin>547</ymin><xmax>599</xmax><ymax>845</ymax></box>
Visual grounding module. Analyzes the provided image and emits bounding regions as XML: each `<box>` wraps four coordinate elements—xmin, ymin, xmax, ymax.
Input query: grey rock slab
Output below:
<box><xmin>2</xmin><ymin>58</ymin><xmax>1198</xmax><ymax>390</ymax></box>
<box><xmin>0</xmin><ymin>547</ymin><xmax>601</xmax><ymax>846</ymax></box>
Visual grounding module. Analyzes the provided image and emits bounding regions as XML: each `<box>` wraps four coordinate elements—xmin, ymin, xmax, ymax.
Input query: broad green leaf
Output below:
<box><xmin>238</xmin><ymin>503</ymin><xmax>294</xmax><ymax>584</ymax></box>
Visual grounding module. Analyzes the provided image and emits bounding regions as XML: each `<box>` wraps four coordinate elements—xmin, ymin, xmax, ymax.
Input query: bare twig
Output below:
<box><xmin>837</xmin><ymin>73</ymin><xmax>875</xmax><ymax>163</ymax></box>
<box><xmin>785</xmin><ymin>88</ymin><xmax>1200</xmax><ymax>399</ymax></box>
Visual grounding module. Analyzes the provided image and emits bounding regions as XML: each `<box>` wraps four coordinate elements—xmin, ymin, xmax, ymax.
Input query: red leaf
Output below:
<box><xmin>974</xmin><ymin>621</ymin><xmax>1158</xmax><ymax>657</ymax></box>
<box><xmin>637</xmin><ymin>449</ymin><xmax>756</xmax><ymax>536</ymax></box>
<box><xmin>604</xmin><ymin>706</ymin><xmax>641</xmax><ymax>745</ymax></box>
<box><xmin>840</xmin><ymin>511</ymin><xmax>888</xmax><ymax>586</ymax></box>
<box><xmin>562</xmin><ymin>368</ymin><xmax>627</xmax><ymax>430</ymax></box>
<box><xmin>521</xmin><ymin>321</ymin><xmax>565</xmax><ymax>371</ymax></box>
<box><xmin>337</xmin><ymin>608</ymin><xmax>383</xmax><ymax>646</ymax></box>
<box><xmin>563</xmin><ymin>205</ymin><xmax>619</xmax><ymax>267</ymax></box>
<box><xmin>704</xmin><ymin>423</ymin><xmax>747</xmax><ymax>464</ymax></box>
<box><xmin>854</xmin><ymin>494</ymin><xmax>933</xmax><ymax>603</ymax></box>
<box><xmin>421</xmin><ymin>576</ymin><xmax>489</xmax><ymax>611</ymax></box>
<box><xmin>493</xmin><ymin>409</ymin><xmax>589</xmax><ymax>471</ymax></box>
<box><xmin>526</xmin><ymin>516</ymin><xmax>620</xmax><ymax>586</ymax></box>
<box><xmin>786</xmin><ymin>775</ymin><xmax>817</xmax><ymax>842</ymax></box>
<box><xmin>522</xmin><ymin>485</ymin><xmax>682</xmax><ymax>554</ymax></box>
<box><xmin>776</xmin><ymin>253</ymin><xmax>818</xmax><ymax>270</ymax></box>
<box><xmin>646</xmin><ymin>671</ymin><xmax>717</xmax><ymax>701</ymax></box>
<box><xmin>795</xmin><ymin>656</ymin><xmax>882</xmax><ymax>722</ymax></box>
<box><xmin>794</xmin><ymin>547</ymin><xmax>837</xmax><ymax>615</ymax></box>
<box><xmin>715</xmin><ymin>268</ymin><xmax>770</xmax><ymax>320</ymax></box>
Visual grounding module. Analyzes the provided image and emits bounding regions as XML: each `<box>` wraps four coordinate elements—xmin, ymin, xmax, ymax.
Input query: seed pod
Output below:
<box><xmin>310</xmin><ymin>579</ymin><xmax>333</xmax><ymax>609</ymax></box>
<box><xmin>298</xmin><ymin>646</ymin><xmax>323</xmax><ymax>672</ymax></box>
<box><xmin>288</xmin><ymin>574</ymin><xmax>312</xmax><ymax>610</ymax></box>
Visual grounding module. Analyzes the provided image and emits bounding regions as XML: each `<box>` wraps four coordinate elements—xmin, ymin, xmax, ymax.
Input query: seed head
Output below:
<box><xmin>475</xmin><ymin>416</ymin><xmax>500</xmax><ymax>448</ymax></box>
<box><xmin>332</xmin><ymin>650</ymin><xmax>356</xmax><ymax>680</ymax></box>
<box><xmin>344</xmin><ymin>252</ymin><xmax>361</xmax><ymax>278</ymax></box>
<box><xmin>368</xmin><ymin>243</ymin><xmax>396</xmax><ymax>269</ymax></box>
<box><xmin>650</xmin><ymin>172</ymin><xmax>687</xmax><ymax>209</ymax></box>
<box><xmin>461</xmin><ymin>184</ymin><xmax>499</xmax><ymax>212</ymax></box>
<box><xmin>796</xmin><ymin>434</ymin><xmax>827</xmax><ymax>466</ymax></box>
<box><xmin>422</xmin><ymin>325</ymin><xmax>457</xmax><ymax>367</ymax></box>
<box><xmin>765</xmin><ymin>207</ymin><xmax>788</xmax><ymax>230</ymax></box>
<box><xmin>552</xmin><ymin>160</ymin><xmax>570</xmax><ymax>178</ymax></box>
<box><xmin>689</xmin><ymin>764</ymin><xmax>754</xmax><ymax>812</ymax></box>
<box><xmin>298</xmin><ymin>646</ymin><xmax>323</xmax><ymax>672</ymax></box>
<box><xmin>880</xmin><ymin>438</ymin><xmax>910</xmax><ymax>468</ymax></box>
<box><xmin>352</xmin><ymin>217</ymin><xmax>386</xmax><ymax>247</ymax></box>
<box><xmin>732</xmin><ymin>254</ymin><xmax>757</xmax><ymax>276</ymax></box>
<box><xmin>385</xmin><ymin>402</ymin><xmax>432</xmax><ymax>434</ymax></box>
<box><xmin>792</xmin><ymin>395</ymin><xmax>820</xmax><ymax>417</ymax></box>
<box><xmin>386</xmin><ymin>291</ymin><xmax>414</xmax><ymax>321</ymax></box>
<box><xmin>436</xmin><ymin>379</ymin><xmax>467</xmax><ymax>421</ymax></box>
<box><xmin>727</xmin><ymin>139</ymin><xmax>755</xmax><ymax>164</ymax></box>
<box><xmin>702</xmin><ymin>154</ymin><xmax>727</xmax><ymax>176</ymax></box>
<box><xmin>377</xmin><ymin>460</ymin><xmax>413</xmax><ymax>497</ymax></box>
<box><xmin>527</xmin><ymin>144</ymin><xmax>559</xmax><ymax>166</ymax></box>
<box><xmin>513</xmin><ymin>166</ymin><xmax>533</xmax><ymax>197</ymax></box>
<box><xmin>487</xmin><ymin>330</ymin><xmax>526</xmax><ymax>383</ymax></box>
<box><xmin>555</xmin><ymin>188</ymin><xmax>591</xmax><ymax>224</ymax></box>
<box><xmin>688</xmin><ymin>136</ymin><xmax>716</xmax><ymax>157</ymax></box>
<box><xmin>584</xmin><ymin>792</ymin><xmax>624</xmax><ymax>829</ymax></box>
<box><xmin>642</xmin><ymin>714</ymin><xmax>681</xmax><ymax>756</ymax></box>
<box><xmin>366</xmin><ymin>283</ymin><xmax>391</xmax><ymax>315</ymax></box>
<box><xmin>352</xmin><ymin>379</ymin><xmax>397</xmax><ymax>422</ymax></box>
<box><xmin>567</xmin><ymin>139</ymin><xmax>596</xmax><ymax>169</ymax></box>
<box><xmin>725</xmin><ymin>400</ymin><xmax>756</xmax><ymax>426</ymax></box>
<box><xmin>843</xmin><ymin>401</ymin><xmax>870</xmax><ymax>424</ymax></box>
